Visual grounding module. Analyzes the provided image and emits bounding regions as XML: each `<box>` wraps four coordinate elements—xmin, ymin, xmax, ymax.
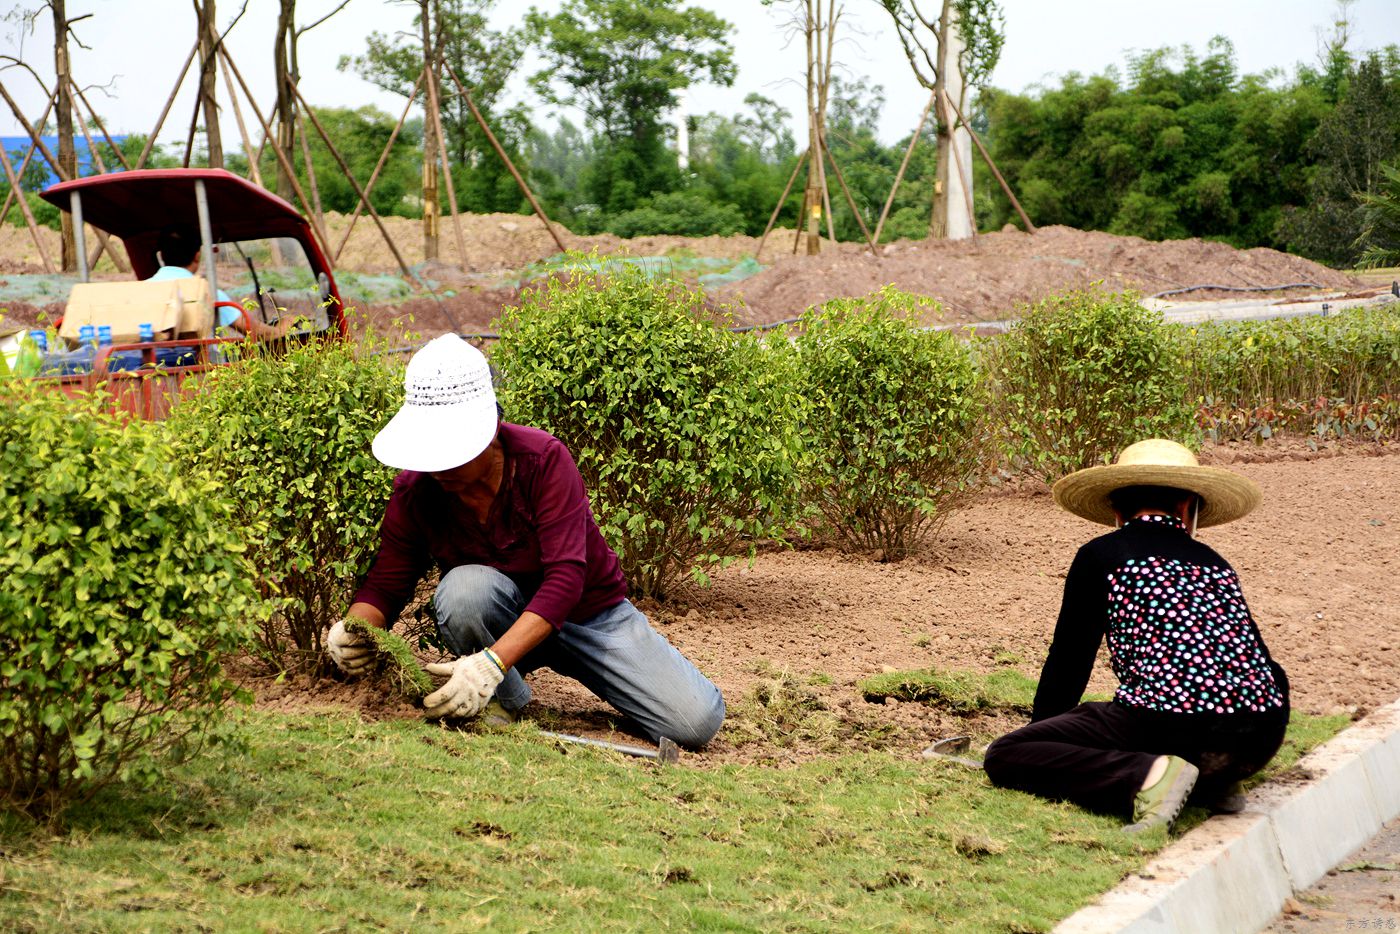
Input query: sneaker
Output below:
<box><xmin>481</xmin><ymin>700</ymin><xmax>518</xmax><ymax>729</ymax></box>
<box><xmin>1124</xmin><ymin>756</ymin><xmax>1200</xmax><ymax>834</ymax></box>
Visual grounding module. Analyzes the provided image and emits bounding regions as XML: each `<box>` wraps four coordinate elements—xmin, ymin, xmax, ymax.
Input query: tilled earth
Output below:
<box><xmin>252</xmin><ymin>439</ymin><xmax>1400</xmax><ymax>766</ymax></box>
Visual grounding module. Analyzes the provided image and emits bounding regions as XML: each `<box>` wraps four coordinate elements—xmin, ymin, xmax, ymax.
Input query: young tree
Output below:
<box><xmin>525</xmin><ymin>0</ymin><xmax>735</xmax><ymax>215</ymax></box>
<box><xmin>273</xmin><ymin>0</ymin><xmax>352</xmax><ymax>202</ymax></box>
<box><xmin>876</xmin><ymin>0</ymin><xmax>1004</xmax><ymax>237</ymax></box>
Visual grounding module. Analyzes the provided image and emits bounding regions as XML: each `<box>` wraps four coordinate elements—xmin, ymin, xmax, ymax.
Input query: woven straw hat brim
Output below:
<box><xmin>1052</xmin><ymin>463</ymin><xmax>1262</xmax><ymax>528</ymax></box>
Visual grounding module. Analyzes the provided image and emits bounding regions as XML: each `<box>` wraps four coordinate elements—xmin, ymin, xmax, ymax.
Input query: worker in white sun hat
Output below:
<box><xmin>325</xmin><ymin>334</ymin><xmax>725</xmax><ymax>749</ymax></box>
<box><xmin>982</xmin><ymin>439</ymin><xmax>1290</xmax><ymax>834</ymax></box>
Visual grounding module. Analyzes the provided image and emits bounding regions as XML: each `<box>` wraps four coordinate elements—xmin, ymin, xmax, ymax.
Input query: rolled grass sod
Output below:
<box><xmin>0</xmin><ymin>710</ymin><xmax>1349</xmax><ymax>932</ymax></box>
<box><xmin>342</xmin><ymin>617</ymin><xmax>434</xmax><ymax>700</ymax></box>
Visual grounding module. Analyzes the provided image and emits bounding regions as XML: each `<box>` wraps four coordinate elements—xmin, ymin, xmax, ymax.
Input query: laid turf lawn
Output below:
<box><xmin>0</xmin><ymin>703</ymin><xmax>1348</xmax><ymax>933</ymax></box>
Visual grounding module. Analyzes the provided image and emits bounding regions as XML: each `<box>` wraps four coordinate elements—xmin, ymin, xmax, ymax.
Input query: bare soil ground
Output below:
<box><xmin>5</xmin><ymin>215</ymin><xmax>1372</xmax><ymax>338</ymax></box>
<box><xmin>250</xmin><ymin>440</ymin><xmax>1400</xmax><ymax>766</ymax></box>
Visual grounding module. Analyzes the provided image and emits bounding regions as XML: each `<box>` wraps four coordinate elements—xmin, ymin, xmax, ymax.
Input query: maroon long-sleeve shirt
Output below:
<box><xmin>352</xmin><ymin>423</ymin><xmax>628</xmax><ymax>629</ymax></box>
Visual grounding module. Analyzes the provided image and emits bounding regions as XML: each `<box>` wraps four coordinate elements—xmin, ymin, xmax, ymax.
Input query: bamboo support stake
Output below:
<box><xmin>288</xmin><ymin>76</ymin><xmax>451</xmax><ymax>320</ymax></box>
<box><xmin>426</xmin><ymin>59</ymin><xmax>468</xmax><ymax>270</ymax></box>
<box><xmin>137</xmin><ymin>42</ymin><xmax>199</xmax><ymax>169</ymax></box>
<box><xmin>792</xmin><ymin>186</ymin><xmax>808</xmax><ymax>254</ymax></box>
<box><xmin>873</xmin><ymin>89</ymin><xmax>936</xmax><ymax>249</ymax></box>
<box><xmin>0</xmin><ymin>80</ymin><xmax>126</xmax><ymax>269</ymax></box>
<box><xmin>941</xmin><ymin>89</ymin><xmax>1036</xmax><ymax>233</ymax></box>
<box><xmin>0</xmin><ymin>141</ymin><xmax>55</xmax><ymax>273</ymax></box>
<box><xmin>0</xmin><ymin>90</ymin><xmax>54</xmax><ymax>228</ymax></box>
<box><xmin>218</xmin><ymin>53</ymin><xmax>261</xmax><ymax>185</ymax></box>
<box><xmin>822</xmin><ymin>135</ymin><xmax>877</xmax><ymax>252</ymax></box>
<box><xmin>218</xmin><ymin>48</ymin><xmax>330</xmax><ymax>251</ymax></box>
<box><xmin>755</xmin><ymin>149</ymin><xmax>806</xmax><ymax>261</ymax></box>
<box><xmin>70</xmin><ymin>80</ymin><xmax>131</xmax><ymax>169</ymax></box>
<box><xmin>335</xmin><ymin>69</ymin><xmax>424</xmax><ymax>263</ymax></box>
<box><xmin>442</xmin><ymin>62</ymin><xmax>568</xmax><ymax>255</ymax></box>
<box><xmin>70</xmin><ymin>86</ymin><xmax>130</xmax><ymax>272</ymax></box>
<box><xmin>294</xmin><ymin>105</ymin><xmax>327</xmax><ymax>233</ymax></box>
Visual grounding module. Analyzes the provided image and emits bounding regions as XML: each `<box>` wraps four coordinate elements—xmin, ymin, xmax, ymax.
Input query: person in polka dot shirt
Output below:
<box><xmin>983</xmin><ymin>440</ymin><xmax>1289</xmax><ymax>834</ymax></box>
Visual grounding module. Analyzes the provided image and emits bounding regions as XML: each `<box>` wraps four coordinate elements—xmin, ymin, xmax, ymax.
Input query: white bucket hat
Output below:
<box><xmin>372</xmin><ymin>335</ymin><xmax>499</xmax><ymax>472</ymax></box>
<box><xmin>1052</xmin><ymin>439</ymin><xmax>1261</xmax><ymax>529</ymax></box>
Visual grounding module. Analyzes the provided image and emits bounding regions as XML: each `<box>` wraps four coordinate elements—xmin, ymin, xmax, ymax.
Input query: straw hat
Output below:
<box><xmin>372</xmin><ymin>335</ymin><xmax>499</xmax><ymax>472</ymax></box>
<box><xmin>1052</xmin><ymin>439</ymin><xmax>1261</xmax><ymax>528</ymax></box>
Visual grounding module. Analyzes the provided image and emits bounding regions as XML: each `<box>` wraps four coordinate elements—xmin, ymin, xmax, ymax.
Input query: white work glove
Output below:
<box><xmin>326</xmin><ymin>618</ymin><xmax>374</xmax><ymax>676</ymax></box>
<box><xmin>423</xmin><ymin>649</ymin><xmax>506</xmax><ymax>719</ymax></box>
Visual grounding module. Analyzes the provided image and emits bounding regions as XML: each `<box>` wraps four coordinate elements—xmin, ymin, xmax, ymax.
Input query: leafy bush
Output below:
<box><xmin>166</xmin><ymin>336</ymin><xmax>402</xmax><ymax>671</ymax></box>
<box><xmin>1183</xmin><ymin>303</ymin><xmax>1400</xmax><ymax>404</ymax></box>
<box><xmin>984</xmin><ymin>287</ymin><xmax>1195</xmax><ymax>482</ymax></box>
<box><xmin>0</xmin><ymin>386</ymin><xmax>262</xmax><ymax>819</ymax></box>
<box><xmin>794</xmin><ymin>288</ymin><xmax>984</xmax><ymax>558</ymax></box>
<box><xmin>605</xmin><ymin>191</ymin><xmax>747</xmax><ymax>239</ymax></box>
<box><xmin>493</xmin><ymin>260</ymin><xmax>802</xmax><ymax>599</ymax></box>
<box><xmin>1180</xmin><ymin>302</ymin><xmax>1400</xmax><ymax>441</ymax></box>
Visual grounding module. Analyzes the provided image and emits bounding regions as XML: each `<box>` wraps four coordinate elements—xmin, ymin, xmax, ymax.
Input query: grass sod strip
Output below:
<box><xmin>0</xmin><ymin>710</ymin><xmax>1348</xmax><ymax>933</ymax></box>
<box><xmin>342</xmin><ymin>617</ymin><xmax>434</xmax><ymax>700</ymax></box>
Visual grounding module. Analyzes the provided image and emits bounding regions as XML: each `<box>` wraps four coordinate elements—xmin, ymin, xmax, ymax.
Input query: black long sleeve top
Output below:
<box><xmin>1031</xmin><ymin>514</ymin><xmax>1288</xmax><ymax>722</ymax></box>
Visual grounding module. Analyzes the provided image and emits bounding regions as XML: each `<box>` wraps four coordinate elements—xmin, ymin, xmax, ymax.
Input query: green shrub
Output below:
<box><xmin>0</xmin><ymin>386</ymin><xmax>263</xmax><ymax>819</ymax></box>
<box><xmin>605</xmin><ymin>191</ymin><xmax>747</xmax><ymax>239</ymax></box>
<box><xmin>985</xmin><ymin>287</ymin><xmax>1195</xmax><ymax>482</ymax></box>
<box><xmin>165</xmin><ymin>336</ymin><xmax>402</xmax><ymax>671</ymax></box>
<box><xmin>493</xmin><ymin>261</ymin><xmax>802</xmax><ymax>599</ymax></box>
<box><xmin>1181</xmin><ymin>303</ymin><xmax>1400</xmax><ymax>410</ymax></box>
<box><xmin>794</xmin><ymin>287</ymin><xmax>983</xmax><ymax>558</ymax></box>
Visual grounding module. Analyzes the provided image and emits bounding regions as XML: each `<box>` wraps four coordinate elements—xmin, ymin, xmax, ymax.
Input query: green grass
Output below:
<box><xmin>343</xmin><ymin>618</ymin><xmax>433</xmax><ymax>700</ymax></box>
<box><xmin>859</xmin><ymin>667</ymin><xmax>1041</xmax><ymax>713</ymax></box>
<box><xmin>1</xmin><ymin>709</ymin><xmax>1154</xmax><ymax>933</ymax></box>
<box><xmin>0</xmin><ymin>707</ymin><xmax>1352</xmax><ymax>933</ymax></box>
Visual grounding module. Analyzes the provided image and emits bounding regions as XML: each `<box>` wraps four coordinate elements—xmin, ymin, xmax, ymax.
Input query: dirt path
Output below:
<box><xmin>252</xmin><ymin>442</ymin><xmax>1400</xmax><ymax>765</ymax></box>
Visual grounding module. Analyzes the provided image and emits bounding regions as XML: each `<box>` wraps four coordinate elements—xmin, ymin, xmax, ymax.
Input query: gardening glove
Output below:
<box><xmin>326</xmin><ymin>618</ymin><xmax>374</xmax><ymax>676</ymax></box>
<box><xmin>422</xmin><ymin>649</ymin><xmax>506</xmax><ymax>720</ymax></box>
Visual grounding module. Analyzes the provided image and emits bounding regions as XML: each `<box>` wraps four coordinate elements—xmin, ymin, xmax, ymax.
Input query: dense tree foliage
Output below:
<box><xmin>525</xmin><ymin>0</ymin><xmax>735</xmax><ymax>219</ymax></box>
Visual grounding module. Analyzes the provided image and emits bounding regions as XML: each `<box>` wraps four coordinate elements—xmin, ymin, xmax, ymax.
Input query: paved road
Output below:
<box><xmin>1264</xmin><ymin>816</ymin><xmax>1400</xmax><ymax>932</ymax></box>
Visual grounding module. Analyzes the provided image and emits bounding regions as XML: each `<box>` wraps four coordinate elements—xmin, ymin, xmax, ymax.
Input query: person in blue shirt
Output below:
<box><xmin>149</xmin><ymin>227</ymin><xmax>295</xmax><ymax>341</ymax></box>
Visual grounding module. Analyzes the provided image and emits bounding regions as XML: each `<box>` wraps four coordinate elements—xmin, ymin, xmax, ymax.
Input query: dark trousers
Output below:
<box><xmin>983</xmin><ymin>701</ymin><xmax>1289</xmax><ymax>816</ymax></box>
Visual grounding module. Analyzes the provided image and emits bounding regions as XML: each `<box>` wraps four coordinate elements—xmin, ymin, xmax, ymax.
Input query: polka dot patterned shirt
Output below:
<box><xmin>1032</xmin><ymin>513</ymin><xmax>1287</xmax><ymax>722</ymax></box>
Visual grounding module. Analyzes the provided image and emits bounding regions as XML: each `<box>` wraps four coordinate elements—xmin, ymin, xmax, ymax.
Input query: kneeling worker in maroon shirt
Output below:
<box><xmin>325</xmin><ymin>335</ymin><xmax>725</xmax><ymax>748</ymax></box>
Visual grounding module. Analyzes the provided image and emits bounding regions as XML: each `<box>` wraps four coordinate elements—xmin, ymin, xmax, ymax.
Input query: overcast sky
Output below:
<box><xmin>2</xmin><ymin>0</ymin><xmax>1397</xmax><ymax>150</ymax></box>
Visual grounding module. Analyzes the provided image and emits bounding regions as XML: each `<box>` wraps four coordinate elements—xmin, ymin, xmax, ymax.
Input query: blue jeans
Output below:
<box><xmin>434</xmin><ymin>565</ymin><xmax>726</xmax><ymax>748</ymax></box>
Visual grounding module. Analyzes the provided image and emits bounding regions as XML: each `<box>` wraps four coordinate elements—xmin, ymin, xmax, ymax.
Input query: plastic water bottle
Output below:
<box><xmin>97</xmin><ymin>325</ymin><xmax>113</xmax><ymax>346</ymax></box>
<box><xmin>138</xmin><ymin>322</ymin><xmax>154</xmax><ymax>342</ymax></box>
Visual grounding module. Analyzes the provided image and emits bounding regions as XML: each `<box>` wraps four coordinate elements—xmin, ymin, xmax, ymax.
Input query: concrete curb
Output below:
<box><xmin>1054</xmin><ymin>698</ymin><xmax>1400</xmax><ymax>933</ymax></box>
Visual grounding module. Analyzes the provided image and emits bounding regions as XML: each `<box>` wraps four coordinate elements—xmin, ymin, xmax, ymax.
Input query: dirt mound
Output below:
<box><xmin>328</xmin><ymin>210</ymin><xmax>781</xmax><ymax>275</ymax></box>
<box><xmin>716</xmin><ymin>225</ymin><xmax>1366</xmax><ymax>327</ymax></box>
<box><xmin>5</xmin><ymin>211</ymin><xmax>1366</xmax><ymax>337</ymax></box>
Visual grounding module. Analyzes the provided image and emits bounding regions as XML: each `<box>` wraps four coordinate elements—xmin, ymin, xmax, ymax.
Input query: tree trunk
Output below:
<box><xmin>929</xmin><ymin>0</ymin><xmax>951</xmax><ymax>239</ymax></box>
<box><xmin>197</xmin><ymin>0</ymin><xmax>224</xmax><ymax>168</ymax></box>
<box><xmin>52</xmin><ymin>0</ymin><xmax>77</xmax><ymax>270</ymax></box>
<box><xmin>419</xmin><ymin>0</ymin><xmax>440</xmax><ymax>262</ymax></box>
<box><xmin>803</xmin><ymin>0</ymin><xmax>821</xmax><ymax>254</ymax></box>
<box><xmin>274</xmin><ymin>0</ymin><xmax>296</xmax><ymax>201</ymax></box>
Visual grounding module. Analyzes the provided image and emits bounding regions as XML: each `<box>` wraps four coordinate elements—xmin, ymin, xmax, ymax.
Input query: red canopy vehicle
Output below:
<box><xmin>32</xmin><ymin>168</ymin><xmax>347</xmax><ymax>418</ymax></box>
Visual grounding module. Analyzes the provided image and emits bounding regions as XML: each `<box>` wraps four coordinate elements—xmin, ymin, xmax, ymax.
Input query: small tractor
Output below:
<box><xmin>13</xmin><ymin>167</ymin><xmax>347</xmax><ymax>419</ymax></box>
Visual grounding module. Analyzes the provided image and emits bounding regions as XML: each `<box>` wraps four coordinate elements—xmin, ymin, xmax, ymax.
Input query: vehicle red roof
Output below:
<box><xmin>40</xmin><ymin>168</ymin><xmax>335</xmax><ymax>283</ymax></box>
